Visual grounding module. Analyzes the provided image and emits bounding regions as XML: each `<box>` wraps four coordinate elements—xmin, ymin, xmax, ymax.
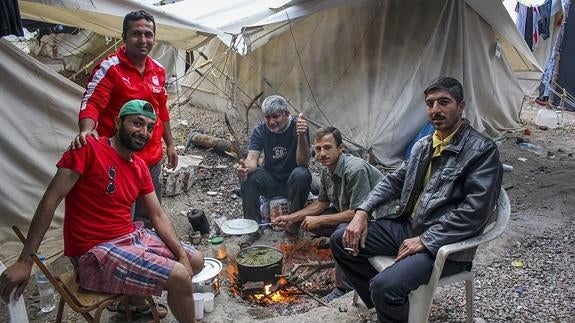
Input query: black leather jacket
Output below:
<box><xmin>359</xmin><ymin>120</ymin><xmax>503</xmax><ymax>261</ymax></box>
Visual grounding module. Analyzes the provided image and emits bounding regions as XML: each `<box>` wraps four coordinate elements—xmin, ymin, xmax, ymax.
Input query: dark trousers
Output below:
<box><xmin>310</xmin><ymin>220</ymin><xmax>354</xmax><ymax>292</ymax></box>
<box><xmin>241</xmin><ymin>167</ymin><xmax>311</xmax><ymax>223</ymax></box>
<box><xmin>330</xmin><ymin>218</ymin><xmax>470</xmax><ymax>322</ymax></box>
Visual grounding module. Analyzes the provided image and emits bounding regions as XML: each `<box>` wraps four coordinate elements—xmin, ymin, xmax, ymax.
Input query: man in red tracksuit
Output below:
<box><xmin>71</xmin><ymin>10</ymin><xmax>177</xmax><ymax>227</ymax></box>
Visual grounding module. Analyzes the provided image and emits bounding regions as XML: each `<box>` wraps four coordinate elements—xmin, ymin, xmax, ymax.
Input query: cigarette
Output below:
<box><xmin>344</xmin><ymin>247</ymin><xmax>355</xmax><ymax>253</ymax></box>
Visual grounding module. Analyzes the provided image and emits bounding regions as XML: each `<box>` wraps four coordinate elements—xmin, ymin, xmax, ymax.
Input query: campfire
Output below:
<box><xmin>223</xmin><ymin>239</ymin><xmax>336</xmax><ymax>307</ymax></box>
<box><xmin>247</xmin><ymin>278</ymin><xmax>299</xmax><ymax>305</ymax></box>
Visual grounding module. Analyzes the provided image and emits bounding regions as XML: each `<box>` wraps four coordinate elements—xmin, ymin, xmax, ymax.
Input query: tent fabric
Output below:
<box><xmin>466</xmin><ymin>0</ymin><xmax>541</xmax><ymax>74</ymax></box>
<box><xmin>0</xmin><ymin>39</ymin><xmax>82</xmax><ymax>264</ymax></box>
<box><xmin>28</xmin><ymin>31</ymin><xmax>114</xmax><ymax>73</ymax></box>
<box><xmin>182</xmin><ymin>0</ymin><xmax>535</xmax><ymax>165</ymax></box>
<box><xmin>19</xmin><ymin>0</ymin><xmax>218</xmax><ymax>50</ymax></box>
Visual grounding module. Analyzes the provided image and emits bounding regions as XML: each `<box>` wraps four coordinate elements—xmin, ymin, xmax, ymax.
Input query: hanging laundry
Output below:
<box><xmin>0</xmin><ymin>0</ymin><xmax>24</xmax><ymax>37</ymax></box>
<box><xmin>525</xmin><ymin>6</ymin><xmax>534</xmax><ymax>49</ymax></box>
<box><xmin>538</xmin><ymin>0</ymin><xmax>552</xmax><ymax>40</ymax></box>
<box><xmin>516</xmin><ymin>3</ymin><xmax>528</xmax><ymax>38</ymax></box>
<box><xmin>532</xmin><ymin>6</ymin><xmax>541</xmax><ymax>48</ymax></box>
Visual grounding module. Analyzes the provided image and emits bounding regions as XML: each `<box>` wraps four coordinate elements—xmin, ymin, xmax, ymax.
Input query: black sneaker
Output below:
<box><xmin>321</xmin><ymin>287</ymin><xmax>350</xmax><ymax>303</ymax></box>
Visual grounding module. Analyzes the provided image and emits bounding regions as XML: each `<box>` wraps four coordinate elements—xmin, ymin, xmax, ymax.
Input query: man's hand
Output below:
<box><xmin>274</xmin><ymin>214</ymin><xmax>296</xmax><ymax>228</ymax></box>
<box><xmin>296</xmin><ymin>113</ymin><xmax>308</xmax><ymax>137</ymax></box>
<box><xmin>165</xmin><ymin>145</ymin><xmax>178</xmax><ymax>170</ymax></box>
<box><xmin>0</xmin><ymin>260</ymin><xmax>33</xmax><ymax>304</ymax></box>
<box><xmin>70</xmin><ymin>130</ymin><xmax>99</xmax><ymax>149</ymax></box>
<box><xmin>178</xmin><ymin>254</ymin><xmax>194</xmax><ymax>277</ymax></box>
<box><xmin>395</xmin><ymin>236</ymin><xmax>426</xmax><ymax>262</ymax></box>
<box><xmin>234</xmin><ymin>159</ymin><xmax>249</xmax><ymax>181</ymax></box>
<box><xmin>301</xmin><ymin>215</ymin><xmax>323</xmax><ymax>231</ymax></box>
<box><xmin>342</xmin><ymin>210</ymin><xmax>369</xmax><ymax>256</ymax></box>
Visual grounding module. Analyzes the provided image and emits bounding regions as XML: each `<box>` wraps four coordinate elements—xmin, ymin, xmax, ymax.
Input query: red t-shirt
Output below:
<box><xmin>57</xmin><ymin>137</ymin><xmax>155</xmax><ymax>256</ymax></box>
<box><xmin>79</xmin><ymin>47</ymin><xmax>170</xmax><ymax>166</ymax></box>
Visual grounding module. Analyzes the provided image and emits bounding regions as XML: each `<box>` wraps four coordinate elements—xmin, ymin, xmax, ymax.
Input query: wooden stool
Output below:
<box><xmin>12</xmin><ymin>226</ymin><xmax>160</xmax><ymax>323</ymax></box>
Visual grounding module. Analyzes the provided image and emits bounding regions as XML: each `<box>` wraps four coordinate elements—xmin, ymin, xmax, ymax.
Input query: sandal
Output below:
<box><xmin>107</xmin><ymin>301</ymin><xmax>168</xmax><ymax>319</ymax></box>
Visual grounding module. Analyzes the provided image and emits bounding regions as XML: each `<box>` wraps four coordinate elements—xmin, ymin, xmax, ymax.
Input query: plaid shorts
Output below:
<box><xmin>70</xmin><ymin>223</ymin><xmax>198</xmax><ymax>296</ymax></box>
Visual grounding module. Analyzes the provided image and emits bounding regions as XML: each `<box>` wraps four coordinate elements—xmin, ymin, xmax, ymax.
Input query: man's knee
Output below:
<box><xmin>331</xmin><ymin>225</ymin><xmax>345</xmax><ymax>243</ymax></box>
<box><xmin>370</xmin><ymin>271</ymin><xmax>406</xmax><ymax>304</ymax></box>
<box><xmin>167</xmin><ymin>263</ymin><xmax>193</xmax><ymax>293</ymax></box>
<box><xmin>288</xmin><ymin>167</ymin><xmax>311</xmax><ymax>185</ymax></box>
<box><xmin>188</xmin><ymin>252</ymin><xmax>204</xmax><ymax>276</ymax></box>
<box><xmin>244</xmin><ymin>168</ymin><xmax>268</xmax><ymax>183</ymax></box>
<box><xmin>241</xmin><ymin>168</ymin><xmax>269</xmax><ymax>195</ymax></box>
<box><xmin>329</xmin><ymin>226</ymin><xmax>346</xmax><ymax>256</ymax></box>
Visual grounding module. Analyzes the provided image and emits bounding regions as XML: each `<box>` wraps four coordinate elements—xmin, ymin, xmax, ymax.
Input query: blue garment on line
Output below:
<box><xmin>404</xmin><ymin>122</ymin><xmax>434</xmax><ymax>160</ymax></box>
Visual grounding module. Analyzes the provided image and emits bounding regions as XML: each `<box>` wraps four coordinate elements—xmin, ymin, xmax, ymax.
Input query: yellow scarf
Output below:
<box><xmin>431</xmin><ymin>127</ymin><xmax>459</xmax><ymax>158</ymax></box>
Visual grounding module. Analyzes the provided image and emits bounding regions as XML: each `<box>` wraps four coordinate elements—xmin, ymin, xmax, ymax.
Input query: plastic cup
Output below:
<box><xmin>193</xmin><ymin>293</ymin><xmax>204</xmax><ymax>320</ymax></box>
<box><xmin>203</xmin><ymin>292</ymin><xmax>215</xmax><ymax>313</ymax></box>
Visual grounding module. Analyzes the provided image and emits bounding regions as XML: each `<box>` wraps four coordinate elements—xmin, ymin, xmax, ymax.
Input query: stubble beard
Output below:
<box><xmin>118</xmin><ymin>126</ymin><xmax>147</xmax><ymax>152</ymax></box>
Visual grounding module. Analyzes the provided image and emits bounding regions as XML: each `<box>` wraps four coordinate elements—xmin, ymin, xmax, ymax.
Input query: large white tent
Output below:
<box><xmin>0</xmin><ymin>39</ymin><xmax>81</xmax><ymax>263</ymax></box>
<box><xmin>1</xmin><ymin>0</ymin><xmax>541</xmax><ymax>262</ymax></box>
<box><xmin>179</xmin><ymin>0</ymin><xmax>542</xmax><ymax>164</ymax></box>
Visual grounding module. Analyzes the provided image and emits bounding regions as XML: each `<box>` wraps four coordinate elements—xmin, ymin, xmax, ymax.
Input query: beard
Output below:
<box><xmin>118</xmin><ymin>125</ymin><xmax>148</xmax><ymax>151</ymax></box>
<box><xmin>266</xmin><ymin>117</ymin><xmax>291</xmax><ymax>133</ymax></box>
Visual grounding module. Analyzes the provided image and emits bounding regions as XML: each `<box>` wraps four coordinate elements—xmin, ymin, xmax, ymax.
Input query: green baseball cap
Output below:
<box><xmin>119</xmin><ymin>99</ymin><xmax>156</xmax><ymax>121</ymax></box>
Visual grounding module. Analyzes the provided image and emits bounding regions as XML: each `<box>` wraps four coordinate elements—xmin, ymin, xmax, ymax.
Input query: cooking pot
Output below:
<box><xmin>236</xmin><ymin>245</ymin><xmax>283</xmax><ymax>284</ymax></box>
<box><xmin>192</xmin><ymin>258</ymin><xmax>222</xmax><ymax>294</ymax></box>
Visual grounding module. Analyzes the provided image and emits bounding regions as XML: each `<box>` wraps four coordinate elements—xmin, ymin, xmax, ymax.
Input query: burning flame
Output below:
<box><xmin>251</xmin><ymin>279</ymin><xmax>297</xmax><ymax>303</ymax></box>
<box><xmin>251</xmin><ymin>289</ymin><xmax>296</xmax><ymax>303</ymax></box>
<box><xmin>224</xmin><ymin>240</ymin><xmax>332</xmax><ymax>305</ymax></box>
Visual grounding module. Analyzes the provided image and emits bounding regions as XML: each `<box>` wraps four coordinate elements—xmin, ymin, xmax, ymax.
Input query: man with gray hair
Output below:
<box><xmin>235</xmin><ymin>95</ymin><xmax>312</xmax><ymax>247</ymax></box>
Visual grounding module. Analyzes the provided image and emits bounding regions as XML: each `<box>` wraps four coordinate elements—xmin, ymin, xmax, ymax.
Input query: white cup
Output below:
<box><xmin>203</xmin><ymin>292</ymin><xmax>215</xmax><ymax>313</ymax></box>
<box><xmin>193</xmin><ymin>293</ymin><xmax>204</xmax><ymax>320</ymax></box>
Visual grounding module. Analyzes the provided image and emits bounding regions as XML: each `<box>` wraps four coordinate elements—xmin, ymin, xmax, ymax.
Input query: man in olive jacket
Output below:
<box><xmin>330</xmin><ymin>77</ymin><xmax>503</xmax><ymax>322</ymax></box>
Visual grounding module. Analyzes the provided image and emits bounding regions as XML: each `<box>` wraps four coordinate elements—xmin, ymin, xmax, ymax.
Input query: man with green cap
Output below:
<box><xmin>0</xmin><ymin>100</ymin><xmax>204</xmax><ymax>322</ymax></box>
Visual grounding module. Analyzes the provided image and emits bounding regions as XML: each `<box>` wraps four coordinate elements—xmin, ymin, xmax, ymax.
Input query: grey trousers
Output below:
<box><xmin>133</xmin><ymin>162</ymin><xmax>163</xmax><ymax>228</ymax></box>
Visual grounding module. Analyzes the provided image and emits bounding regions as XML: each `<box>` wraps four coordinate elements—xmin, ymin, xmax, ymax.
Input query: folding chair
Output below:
<box><xmin>12</xmin><ymin>226</ymin><xmax>160</xmax><ymax>323</ymax></box>
<box><xmin>352</xmin><ymin>188</ymin><xmax>511</xmax><ymax>323</ymax></box>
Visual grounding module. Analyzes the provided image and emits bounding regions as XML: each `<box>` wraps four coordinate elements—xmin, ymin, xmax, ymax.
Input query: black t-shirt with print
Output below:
<box><xmin>248</xmin><ymin>117</ymin><xmax>308</xmax><ymax>182</ymax></box>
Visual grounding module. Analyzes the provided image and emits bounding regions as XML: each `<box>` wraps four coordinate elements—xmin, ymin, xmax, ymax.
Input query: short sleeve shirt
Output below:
<box><xmin>57</xmin><ymin>136</ymin><xmax>154</xmax><ymax>256</ymax></box>
<box><xmin>318</xmin><ymin>154</ymin><xmax>383</xmax><ymax>212</ymax></box>
<box><xmin>248</xmin><ymin>116</ymin><xmax>308</xmax><ymax>182</ymax></box>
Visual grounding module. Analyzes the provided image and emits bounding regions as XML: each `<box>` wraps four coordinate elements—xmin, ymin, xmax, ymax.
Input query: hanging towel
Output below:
<box><xmin>0</xmin><ymin>0</ymin><xmax>24</xmax><ymax>37</ymax></box>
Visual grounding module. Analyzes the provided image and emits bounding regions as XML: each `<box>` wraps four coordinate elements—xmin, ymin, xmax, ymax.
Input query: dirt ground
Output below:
<box><xmin>2</xmin><ymin>99</ymin><xmax>574</xmax><ymax>323</ymax></box>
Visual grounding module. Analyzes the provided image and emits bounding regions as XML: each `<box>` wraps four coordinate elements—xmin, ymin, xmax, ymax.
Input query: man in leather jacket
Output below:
<box><xmin>330</xmin><ymin>77</ymin><xmax>503</xmax><ymax>322</ymax></box>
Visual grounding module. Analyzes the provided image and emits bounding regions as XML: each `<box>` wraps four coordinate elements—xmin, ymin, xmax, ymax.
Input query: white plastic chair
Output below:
<box><xmin>352</xmin><ymin>188</ymin><xmax>510</xmax><ymax>323</ymax></box>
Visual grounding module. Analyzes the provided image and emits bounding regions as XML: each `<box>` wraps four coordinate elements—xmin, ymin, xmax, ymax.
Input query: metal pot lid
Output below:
<box><xmin>221</xmin><ymin>219</ymin><xmax>258</xmax><ymax>235</ymax></box>
<box><xmin>192</xmin><ymin>257</ymin><xmax>222</xmax><ymax>283</ymax></box>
